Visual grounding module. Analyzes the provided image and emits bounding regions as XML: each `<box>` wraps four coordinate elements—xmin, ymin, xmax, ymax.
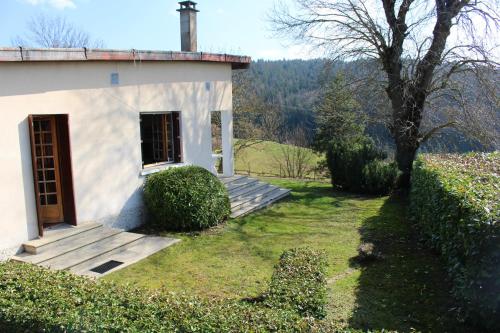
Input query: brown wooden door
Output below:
<box><xmin>29</xmin><ymin>116</ymin><xmax>64</xmax><ymax>225</ymax></box>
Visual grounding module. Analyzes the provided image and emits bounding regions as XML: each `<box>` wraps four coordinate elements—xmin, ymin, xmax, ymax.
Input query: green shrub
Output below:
<box><xmin>144</xmin><ymin>166</ymin><xmax>230</xmax><ymax>231</ymax></box>
<box><xmin>0</xmin><ymin>261</ymin><xmax>332</xmax><ymax>333</ymax></box>
<box><xmin>410</xmin><ymin>153</ymin><xmax>499</xmax><ymax>330</ymax></box>
<box><xmin>326</xmin><ymin>137</ymin><xmax>396</xmax><ymax>194</ymax></box>
<box><xmin>265</xmin><ymin>248</ymin><xmax>328</xmax><ymax>319</ymax></box>
<box><xmin>362</xmin><ymin>160</ymin><xmax>399</xmax><ymax>195</ymax></box>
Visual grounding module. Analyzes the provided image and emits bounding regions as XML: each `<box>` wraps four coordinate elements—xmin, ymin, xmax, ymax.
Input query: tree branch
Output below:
<box><xmin>420</xmin><ymin>121</ymin><xmax>457</xmax><ymax>143</ymax></box>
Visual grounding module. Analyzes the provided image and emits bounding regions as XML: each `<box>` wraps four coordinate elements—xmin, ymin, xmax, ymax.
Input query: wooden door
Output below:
<box><xmin>29</xmin><ymin>116</ymin><xmax>64</xmax><ymax>226</ymax></box>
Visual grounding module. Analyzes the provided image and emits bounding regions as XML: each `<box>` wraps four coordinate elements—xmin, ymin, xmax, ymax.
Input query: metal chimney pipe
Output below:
<box><xmin>177</xmin><ymin>1</ymin><xmax>199</xmax><ymax>52</ymax></box>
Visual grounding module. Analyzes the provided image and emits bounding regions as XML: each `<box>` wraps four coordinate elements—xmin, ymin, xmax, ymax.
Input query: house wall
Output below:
<box><xmin>0</xmin><ymin>61</ymin><xmax>233</xmax><ymax>255</ymax></box>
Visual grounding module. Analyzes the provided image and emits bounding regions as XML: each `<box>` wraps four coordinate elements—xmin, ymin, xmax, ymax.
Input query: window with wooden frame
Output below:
<box><xmin>140</xmin><ymin>112</ymin><xmax>182</xmax><ymax>167</ymax></box>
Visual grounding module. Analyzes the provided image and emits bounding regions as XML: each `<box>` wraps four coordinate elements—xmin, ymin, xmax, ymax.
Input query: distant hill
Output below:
<box><xmin>249</xmin><ymin>59</ymin><xmax>324</xmax><ymax>133</ymax></box>
<box><xmin>237</xmin><ymin>59</ymin><xmax>494</xmax><ymax>153</ymax></box>
<box><xmin>239</xmin><ymin>59</ymin><xmax>321</xmax><ymax>141</ymax></box>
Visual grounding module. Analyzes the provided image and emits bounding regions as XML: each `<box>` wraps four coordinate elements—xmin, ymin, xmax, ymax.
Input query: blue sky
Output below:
<box><xmin>0</xmin><ymin>0</ymin><xmax>313</xmax><ymax>60</ymax></box>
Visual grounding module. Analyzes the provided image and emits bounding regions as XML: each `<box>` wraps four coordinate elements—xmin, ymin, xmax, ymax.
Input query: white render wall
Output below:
<box><xmin>0</xmin><ymin>61</ymin><xmax>233</xmax><ymax>254</ymax></box>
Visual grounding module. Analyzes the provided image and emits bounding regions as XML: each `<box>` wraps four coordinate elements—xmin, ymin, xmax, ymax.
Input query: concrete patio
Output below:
<box><xmin>12</xmin><ymin>223</ymin><xmax>180</xmax><ymax>278</ymax></box>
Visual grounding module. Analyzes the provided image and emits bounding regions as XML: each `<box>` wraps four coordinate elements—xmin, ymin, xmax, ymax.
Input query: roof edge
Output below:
<box><xmin>0</xmin><ymin>47</ymin><xmax>251</xmax><ymax>70</ymax></box>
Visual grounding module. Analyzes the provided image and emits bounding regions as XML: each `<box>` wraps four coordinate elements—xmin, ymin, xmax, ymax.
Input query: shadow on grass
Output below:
<box><xmin>347</xmin><ymin>197</ymin><xmax>465</xmax><ymax>333</ymax></box>
<box><xmin>283</xmin><ymin>183</ymin><xmax>373</xmax><ymax>213</ymax></box>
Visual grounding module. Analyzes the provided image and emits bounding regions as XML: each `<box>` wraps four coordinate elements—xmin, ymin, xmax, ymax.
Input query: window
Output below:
<box><xmin>140</xmin><ymin>112</ymin><xmax>181</xmax><ymax>167</ymax></box>
<box><xmin>211</xmin><ymin>111</ymin><xmax>223</xmax><ymax>174</ymax></box>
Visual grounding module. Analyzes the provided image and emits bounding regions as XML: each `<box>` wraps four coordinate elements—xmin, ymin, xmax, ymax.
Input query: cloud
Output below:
<box><xmin>22</xmin><ymin>0</ymin><xmax>76</xmax><ymax>9</ymax></box>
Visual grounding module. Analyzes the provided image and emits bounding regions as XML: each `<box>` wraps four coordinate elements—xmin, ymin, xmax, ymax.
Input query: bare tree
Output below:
<box><xmin>232</xmin><ymin>70</ymin><xmax>289</xmax><ymax>158</ymax></box>
<box><xmin>274</xmin><ymin>128</ymin><xmax>315</xmax><ymax>178</ymax></box>
<box><xmin>271</xmin><ymin>0</ymin><xmax>499</xmax><ymax>188</ymax></box>
<box><xmin>232</xmin><ymin>71</ymin><xmax>266</xmax><ymax>157</ymax></box>
<box><xmin>13</xmin><ymin>14</ymin><xmax>104</xmax><ymax>48</ymax></box>
<box><xmin>261</xmin><ymin>105</ymin><xmax>285</xmax><ymax>142</ymax></box>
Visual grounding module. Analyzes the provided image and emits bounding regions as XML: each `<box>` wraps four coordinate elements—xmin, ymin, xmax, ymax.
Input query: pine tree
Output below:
<box><xmin>314</xmin><ymin>73</ymin><xmax>365</xmax><ymax>152</ymax></box>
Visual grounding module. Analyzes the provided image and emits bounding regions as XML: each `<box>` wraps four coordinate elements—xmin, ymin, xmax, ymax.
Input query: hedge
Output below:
<box><xmin>361</xmin><ymin>160</ymin><xmax>399</xmax><ymax>195</ymax></box>
<box><xmin>0</xmin><ymin>249</ymin><xmax>332</xmax><ymax>332</ymax></box>
<box><xmin>144</xmin><ymin>166</ymin><xmax>230</xmax><ymax>231</ymax></box>
<box><xmin>265</xmin><ymin>248</ymin><xmax>328</xmax><ymax>319</ymax></box>
<box><xmin>326</xmin><ymin>138</ymin><xmax>397</xmax><ymax>195</ymax></box>
<box><xmin>410</xmin><ymin>153</ymin><xmax>499</xmax><ymax>330</ymax></box>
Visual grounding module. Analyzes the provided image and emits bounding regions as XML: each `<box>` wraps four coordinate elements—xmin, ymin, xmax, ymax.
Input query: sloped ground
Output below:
<box><xmin>234</xmin><ymin>140</ymin><xmax>324</xmax><ymax>178</ymax></box>
<box><xmin>106</xmin><ymin>179</ymin><xmax>466</xmax><ymax>332</ymax></box>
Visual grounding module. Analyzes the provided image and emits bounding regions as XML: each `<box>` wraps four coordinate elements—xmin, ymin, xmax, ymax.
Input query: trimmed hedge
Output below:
<box><xmin>265</xmin><ymin>248</ymin><xmax>328</xmax><ymax>319</ymax></box>
<box><xmin>326</xmin><ymin>138</ymin><xmax>397</xmax><ymax>195</ymax></box>
<box><xmin>410</xmin><ymin>153</ymin><xmax>499</xmax><ymax>330</ymax></box>
<box><xmin>0</xmin><ymin>248</ymin><xmax>334</xmax><ymax>332</ymax></box>
<box><xmin>144</xmin><ymin>166</ymin><xmax>230</xmax><ymax>231</ymax></box>
<box><xmin>362</xmin><ymin>160</ymin><xmax>399</xmax><ymax>195</ymax></box>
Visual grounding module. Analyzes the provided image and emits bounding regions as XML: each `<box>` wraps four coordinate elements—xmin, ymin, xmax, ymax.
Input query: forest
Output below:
<box><xmin>234</xmin><ymin>59</ymin><xmax>498</xmax><ymax>154</ymax></box>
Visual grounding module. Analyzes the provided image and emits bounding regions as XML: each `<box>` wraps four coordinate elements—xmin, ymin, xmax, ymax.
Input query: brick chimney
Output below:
<box><xmin>177</xmin><ymin>1</ymin><xmax>199</xmax><ymax>52</ymax></box>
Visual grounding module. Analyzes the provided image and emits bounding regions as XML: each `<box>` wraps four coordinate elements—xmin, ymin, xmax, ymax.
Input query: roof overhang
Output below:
<box><xmin>0</xmin><ymin>47</ymin><xmax>251</xmax><ymax>70</ymax></box>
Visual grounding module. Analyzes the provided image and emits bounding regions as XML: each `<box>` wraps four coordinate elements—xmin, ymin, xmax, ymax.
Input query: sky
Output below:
<box><xmin>0</xmin><ymin>0</ymin><xmax>315</xmax><ymax>60</ymax></box>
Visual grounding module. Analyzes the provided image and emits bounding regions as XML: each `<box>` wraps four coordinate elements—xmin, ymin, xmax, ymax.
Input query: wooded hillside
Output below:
<box><xmin>234</xmin><ymin>59</ymin><xmax>498</xmax><ymax>153</ymax></box>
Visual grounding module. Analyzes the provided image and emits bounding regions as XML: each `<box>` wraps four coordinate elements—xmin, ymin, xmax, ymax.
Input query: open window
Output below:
<box><xmin>140</xmin><ymin>112</ymin><xmax>182</xmax><ymax>167</ymax></box>
<box><xmin>211</xmin><ymin>111</ymin><xmax>223</xmax><ymax>174</ymax></box>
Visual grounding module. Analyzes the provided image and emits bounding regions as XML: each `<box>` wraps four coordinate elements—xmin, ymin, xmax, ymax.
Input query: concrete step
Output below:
<box><xmin>22</xmin><ymin>222</ymin><xmax>102</xmax><ymax>254</ymax></box>
<box><xmin>229</xmin><ymin>181</ymin><xmax>270</xmax><ymax>200</ymax></box>
<box><xmin>226</xmin><ymin>177</ymin><xmax>259</xmax><ymax>193</ymax></box>
<box><xmin>219</xmin><ymin>175</ymin><xmax>246</xmax><ymax>185</ymax></box>
<box><xmin>230</xmin><ymin>188</ymin><xmax>291</xmax><ymax>218</ymax></box>
<box><xmin>12</xmin><ymin>226</ymin><xmax>122</xmax><ymax>265</ymax></box>
<box><xmin>231</xmin><ymin>186</ymin><xmax>282</xmax><ymax>211</ymax></box>
<box><xmin>39</xmin><ymin>232</ymin><xmax>145</xmax><ymax>270</ymax></box>
<box><xmin>71</xmin><ymin>237</ymin><xmax>181</xmax><ymax>278</ymax></box>
<box><xmin>220</xmin><ymin>174</ymin><xmax>292</xmax><ymax>218</ymax></box>
<box><xmin>231</xmin><ymin>184</ymin><xmax>280</xmax><ymax>209</ymax></box>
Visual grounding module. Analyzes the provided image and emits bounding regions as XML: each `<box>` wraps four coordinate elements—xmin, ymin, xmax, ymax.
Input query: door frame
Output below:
<box><xmin>28</xmin><ymin>114</ymin><xmax>77</xmax><ymax>237</ymax></box>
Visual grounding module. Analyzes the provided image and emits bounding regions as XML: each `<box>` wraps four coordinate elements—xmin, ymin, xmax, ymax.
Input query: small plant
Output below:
<box><xmin>265</xmin><ymin>248</ymin><xmax>328</xmax><ymax>319</ymax></box>
<box><xmin>144</xmin><ymin>166</ymin><xmax>230</xmax><ymax>231</ymax></box>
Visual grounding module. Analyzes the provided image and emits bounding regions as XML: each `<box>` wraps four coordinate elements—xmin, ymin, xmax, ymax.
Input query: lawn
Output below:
<box><xmin>234</xmin><ymin>140</ymin><xmax>324</xmax><ymax>178</ymax></box>
<box><xmin>106</xmin><ymin>179</ymin><xmax>463</xmax><ymax>332</ymax></box>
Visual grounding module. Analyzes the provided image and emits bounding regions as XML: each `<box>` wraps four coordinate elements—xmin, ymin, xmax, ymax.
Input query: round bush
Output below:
<box><xmin>144</xmin><ymin>166</ymin><xmax>230</xmax><ymax>231</ymax></box>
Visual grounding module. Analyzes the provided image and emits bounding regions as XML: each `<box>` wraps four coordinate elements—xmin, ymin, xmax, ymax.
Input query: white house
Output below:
<box><xmin>0</xmin><ymin>1</ymin><xmax>251</xmax><ymax>259</ymax></box>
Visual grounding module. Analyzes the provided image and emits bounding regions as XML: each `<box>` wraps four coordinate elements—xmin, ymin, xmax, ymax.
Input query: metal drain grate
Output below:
<box><xmin>90</xmin><ymin>260</ymin><xmax>124</xmax><ymax>274</ymax></box>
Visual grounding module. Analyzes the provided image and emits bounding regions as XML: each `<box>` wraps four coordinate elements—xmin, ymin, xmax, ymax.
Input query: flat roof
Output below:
<box><xmin>0</xmin><ymin>47</ymin><xmax>251</xmax><ymax>70</ymax></box>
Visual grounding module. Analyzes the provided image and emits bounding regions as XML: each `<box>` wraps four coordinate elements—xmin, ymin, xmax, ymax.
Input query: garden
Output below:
<box><xmin>1</xmin><ymin>153</ymin><xmax>498</xmax><ymax>332</ymax></box>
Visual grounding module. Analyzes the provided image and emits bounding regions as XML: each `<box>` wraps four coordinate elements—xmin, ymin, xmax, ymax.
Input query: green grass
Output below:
<box><xmin>106</xmin><ymin>179</ymin><xmax>464</xmax><ymax>332</ymax></box>
<box><xmin>235</xmin><ymin>140</ymin><xmax>324</xmax><ymax>178</ymax></box>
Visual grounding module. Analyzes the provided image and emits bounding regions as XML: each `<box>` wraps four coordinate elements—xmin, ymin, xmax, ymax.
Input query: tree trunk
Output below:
<box><xmin>392</xmin><ymin>102</ymin><xmax>423</xmax><ymax>190</ymax></box>
<box><xmin>395</xmin><ymin>141</ymin><xmax>418</xmax><ymax>189</ymax></box>
<box><xmin>381</xmin><ymin>1</ymin><xmax>465</xmax><ymax>191</ymax></box>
